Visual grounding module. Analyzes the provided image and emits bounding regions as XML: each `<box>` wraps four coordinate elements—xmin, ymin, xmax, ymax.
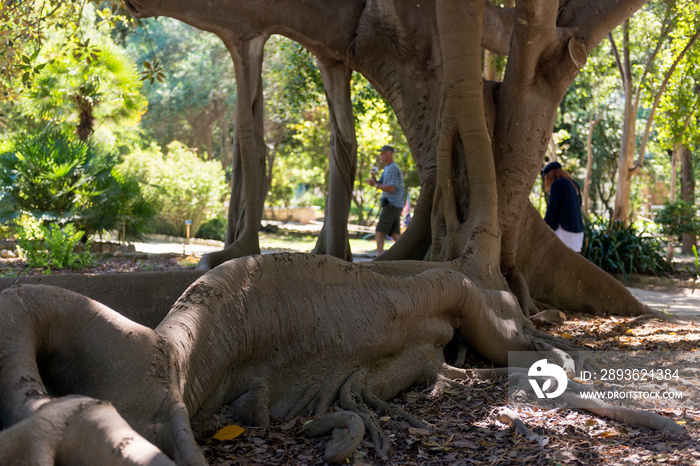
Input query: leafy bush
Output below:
<box><xmin>582</xmin><ymin>218</ymin><xmax>672</xmax><ymax>278</ymax></box>
<box><xmin>0</xmin><ymin>130</ymin><xmax>155</xmax><ymax>239</ymax></box>
<box><xmin>16</xmin><ymin>216</ymin><xmax>93</xmax><ymax>270</ymax></box>
<box><xmin>122</xmin><ymin>141</ymin><xmax>227</xmax><ymax>238</ymax></box>
<box><xmin>195</xmin><ymin>214</ymin><xmax>226</xmax><ymax>242</ymax></box>
<box><xmin>654</xmin><ymin>200</ymin><xmax>700</xmax><ymax>238</ymax></box>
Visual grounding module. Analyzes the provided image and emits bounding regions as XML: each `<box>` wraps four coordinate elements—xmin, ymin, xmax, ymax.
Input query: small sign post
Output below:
<box><xmin>184</xmin><ymin>220</ymin><xmax>192</xmax><ymax>255</ymax></box>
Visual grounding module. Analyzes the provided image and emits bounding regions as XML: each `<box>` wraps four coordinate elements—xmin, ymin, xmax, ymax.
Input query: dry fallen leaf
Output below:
<box><xmin>554</xmin><ymin>449</ymin><xmax>578</xmax><ymax>463</ymax></box>
<box><xmin>212</xmin><ymin>425</ymin><xmax>245</xmax><ymax>441</ymax></box>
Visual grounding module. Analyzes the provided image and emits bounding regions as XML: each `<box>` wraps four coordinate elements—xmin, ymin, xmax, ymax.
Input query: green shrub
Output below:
<box><xmin>654</xmin><ymin>200</ymin><xmax>700</xmax><ymax>238</ymax></box>
<box><xmin>122</xmin><ymin>141</ymin><xmax>227</xmax><ymax>238</ymax></box>
<box><xmin>16</xmin><ymin>216</ymin><xmax>93</xmax><ymax>270</ymax></box>
<box><xmin>582</xmin><ymin>217</ymin><xmax>672</xmax><ymax>278</ymax></box>
<box><xmin>195</xmin><ymin>214</ymin><xmax>226</xmax><ymax>242</ymax></box>
<box><xmin>0</xmin><ymin>129</ymin><xmax>155</xmax><ymax>239</ymax></box>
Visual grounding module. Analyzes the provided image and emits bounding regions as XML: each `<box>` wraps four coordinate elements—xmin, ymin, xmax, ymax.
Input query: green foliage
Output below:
<box><xmin>0</xmin><ymin>129</ymin><xmax>155</xmax><ymax>239</ymax></box>
<box><xmin>122</xmin><ymin>142</ymin><xmax>227</xmax><ymax>238</ymax></box>
<box><xmin>582</xmin><ymin>217</ymin><xmax>672</xmax><ymax>278</ymax></box>
<box><xmin>16</xmin><ymin>216</ymin><xmax>93</xmax><ymax>270</ymax></box>
<box><xmin>1</xmin><ymin>1</ymin><xmax>131</xmax><ymax>100</ymax></box>
<box><xmin>195</xmin><ymin>214</ymin><xmax>227</xmax><ymax>242</ymax></box>
<box><xmin>650</xmin><ymin>1</ymin><xmax>700</xmax><ymax>153</ymax></box>
<box><xmin>654</xmin><ymin>200</ymin><xmax>700</xmax><ymax>238</ymax></box>
<box><xmin>123</xmin><ymin>17</ymin><xmax>235</xmax><ymax>160</ymax></box>
<box><xmin>22</xmin><ymin>38</ymin><xmax>146</xmax><ymax>141</ymax></box>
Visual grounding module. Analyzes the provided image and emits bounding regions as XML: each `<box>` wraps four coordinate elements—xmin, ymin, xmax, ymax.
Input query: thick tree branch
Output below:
<box><xmin>559</xmin><ymin>0</ymin><xmax>650</xmax><ymax>48</ymax></box>
<box><xmin>508</xmin><ymin>0</ymin><xmax>560</xmax><ymax>83</ymax></box>
<box><xmin>482</xmin><ymin>1</ymin><xmax>513</xmax><ymax>55</ymax></box>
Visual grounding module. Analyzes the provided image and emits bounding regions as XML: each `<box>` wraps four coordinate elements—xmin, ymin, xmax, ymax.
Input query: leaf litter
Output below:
<box><xmin>195</xmin><ymin>312</ymin><xmax>700</xmax><ymax>465</ymax></box>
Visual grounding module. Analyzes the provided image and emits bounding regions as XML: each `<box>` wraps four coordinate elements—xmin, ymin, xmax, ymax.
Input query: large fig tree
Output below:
<box><xmin>0</xmin><ymin>1</ymin><xmax>681</xmax><ymax>465</ymax></box>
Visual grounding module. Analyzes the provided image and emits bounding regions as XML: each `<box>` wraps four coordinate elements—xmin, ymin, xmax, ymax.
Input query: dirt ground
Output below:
<box><xmin>1</xmin><ymin>251</ymin><xmax>699</xmax><ymax>465</ymax></box>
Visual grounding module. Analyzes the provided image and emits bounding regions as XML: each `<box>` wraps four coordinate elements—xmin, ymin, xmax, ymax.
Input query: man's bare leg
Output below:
<box><xmin>375</xmin><ymin>231</ymin><xmax>385</xmax><ymax>256</ymax></box>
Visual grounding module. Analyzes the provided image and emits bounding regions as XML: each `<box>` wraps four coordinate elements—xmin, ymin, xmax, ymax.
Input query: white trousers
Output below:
<box><xmin>554</xmin><ymin>227</ymin><xmax>584</xmax><ymax>252</ymax></box>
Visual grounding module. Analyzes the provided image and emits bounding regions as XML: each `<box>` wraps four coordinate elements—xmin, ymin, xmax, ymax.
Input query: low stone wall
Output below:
<box><xmin>0</xmin><ymin>270</ymin><xmax>205</xmax><ymax>328</ymax></box>
<box><xmin>263</xmin><ymin>206</ymin><xmax>319</xmax><ymax>224</ymax></box>
<box><xmin>90</xmin><ymin>242</ymin><xmax>136</xmax><ymax>254</ymax></box>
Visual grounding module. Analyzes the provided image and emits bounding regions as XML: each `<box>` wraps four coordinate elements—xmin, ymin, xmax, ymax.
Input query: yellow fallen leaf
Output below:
<box><xmin>562</xmin><ymin>333</ymin><xmax>573</xmax><ymax>339</ymax></box>
<box><xmin>212</xmin><ymin>425</ymin><xmax>245</xmax><ymax>441</ymax></box>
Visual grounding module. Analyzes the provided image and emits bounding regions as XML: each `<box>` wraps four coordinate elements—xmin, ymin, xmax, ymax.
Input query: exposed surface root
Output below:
<box><xmin>0</xmin><ymin>396</ymin><xmax>175</xmax><ymax>466</ymax></box>
<box><xmin>529</xmin><ymin>309</ymin><xmax>566</xmax><ymax>327</ymax></box>
<box><xmin>493</xmin><ymin>406</ymin><xmax>543</xmax><ymax>443</ymax></box>
<box><xmin>509</xmin><ymin>372</ymin><xmax>686</xmax><ymax>436</ymax></box>
<box><xmin>439</xmin><ymin>363</ymin><xmax>510</xmax><ymax>382</ymax></box>
<box><xmin>337</xmin><ymin>371</ymin><xmax>391</xmax><ymax>458</ymax></box>
<box><xmin>302</xmin><ymin>410</ymin><xmax>365</xmax><ymax>464</ymax></box>
<box><xmin>0</xmin><ymin>252</ymin><xmax>684</xmax><ymax>465</ymax></box>
<box><xmin>195</xmin><ymin>240</ymin><xmax>258</xmax><ymax>270</ymax></box>
<box><xmin>360</xmin><ymin>386</ymin><xmax>429</xmax><ymax>431</ymax></box>
<box><xmin>562</xmin><ymin>381</ymin><xmax>687</xmax><ymax>436</ymax></box>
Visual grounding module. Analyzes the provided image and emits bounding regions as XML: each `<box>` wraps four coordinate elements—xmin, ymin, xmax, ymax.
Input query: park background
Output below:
<box><xmin>2</xmin><ymin>3</ymin><xmax>700</xmax><ymax>465</ymax></box>
<box><xmin>1</xmin><ymin>1</ymin><xmax>700</xmax><ymax>280</ymax></box>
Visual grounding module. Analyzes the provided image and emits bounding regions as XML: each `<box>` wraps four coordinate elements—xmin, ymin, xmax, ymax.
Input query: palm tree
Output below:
<box><xmin>24</xmin><ymin>40</ymin><xmax>146</xmax><ymax>141</ymax></box>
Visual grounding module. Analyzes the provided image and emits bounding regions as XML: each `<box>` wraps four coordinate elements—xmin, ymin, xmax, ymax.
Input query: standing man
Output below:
<box><xmin>367</xmin><ymin>145</ymin><xmax>404</xmax><ymax>256</ymax></box>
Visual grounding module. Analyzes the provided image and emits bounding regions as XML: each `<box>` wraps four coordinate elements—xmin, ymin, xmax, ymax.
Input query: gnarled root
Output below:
<box><xmin>311</xmin><ymin>369</ymin><xmax>436</xmax><ymax>462</ymax></box>
<box><xmin>509</xmin><ymin>371</ymin><xmax>686</xmax><ymax>436</ymax></box>
<box><xmin>562</xmin><ymin>381</ymin><xmax>686</xmax><ymax>435</ymax></box>
<box><xmin>494</xmin><ymin>406</ymin><xmax>543</xmax><ymax>444</ymax></box>
<box><xmin>337</xmin><ymin>370</ymin><xmax>391</xmax><ymax>458</ymax></box>
<box><xmin>302</xmin><ymin>410</ymin><xmax>365</xmax><ymax>464</ymax></box>
<box><xmin>0</xmin><ymin>285</ymin><xmax>206</xmax><ymax>466</ymax></box>
<box><xmin>0</xmin><ymin>396</ymin><xmax>174</xmax><ymax>466</ymax></box>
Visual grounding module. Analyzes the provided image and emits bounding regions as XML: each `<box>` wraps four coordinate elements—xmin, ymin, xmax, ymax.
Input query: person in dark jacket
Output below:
<box><xmin>542</xmin><ymin>161</ymin><xmax>585</xmax><ymax>252</ymax></box>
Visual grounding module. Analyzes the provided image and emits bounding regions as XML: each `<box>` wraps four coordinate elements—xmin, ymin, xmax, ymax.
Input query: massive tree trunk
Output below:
<box><xmin>1</xmin><ymin>1</ymin><xmax>670</xmax><ymax>464</ymax></box>
<box><xmin>311</xmin><ymin>58</ymin><xmax>357</xmax><ymax>261</ymax></box>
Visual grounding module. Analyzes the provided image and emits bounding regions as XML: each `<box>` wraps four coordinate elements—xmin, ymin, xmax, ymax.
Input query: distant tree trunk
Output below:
<box><xmin>669</xmin><ymin>146</ymin><xmax>680</xmax><ymax>259</ymax></box>
<box><xmin>548</xmin><ymin>136</ymin><xmax>558</xmax><ymax>162</ymax></box>
<box><xmin>219</xmin><ymin>114</ymin><xmax>233</xmax><ymax>172</ymax></box>
<box><xmin>483</xmin><ymin>49</ymin><xmax>499</xmax><ymax>80</ymax></box>
<box><xmin>583</xmin><ymin>113</ymin><xmax>602</xmax><ymax>217</ymax></box>
<box><xmin>611</xmin><ymin>19</ymin><xmax>700</xmax><ymax>225</ymax></box>
<box><xmin>681</xmin><ymin>144</ymin><xmax>696</xmax><ymax>255</ymax></box>
<box><xmin>610</xmin><ymin>23</ymin><xmax>636</xmax><ymax>225</ymax></box>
